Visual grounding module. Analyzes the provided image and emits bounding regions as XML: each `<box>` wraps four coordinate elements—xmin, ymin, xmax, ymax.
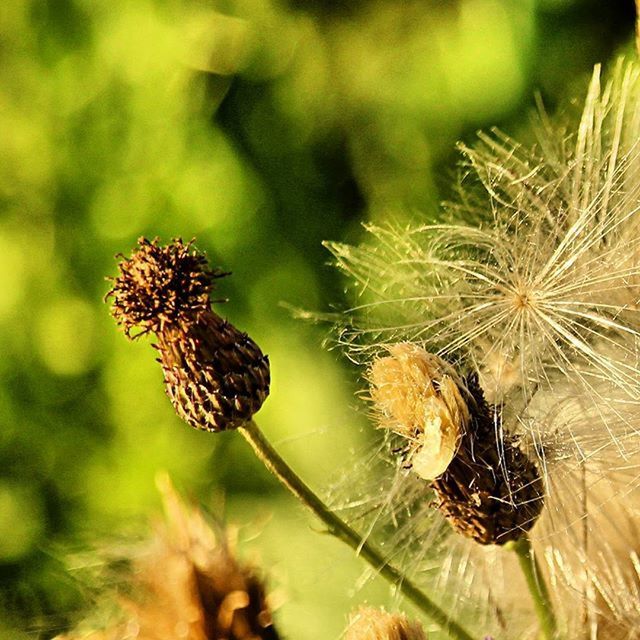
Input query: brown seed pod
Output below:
<box><xmin>431</xmin><ymin>373</ymin><xmax>545</xmax><ymax>544</ymax></box>
<box><xmin>107</xmin><ymin>237</ymin><xmax>270</xmax><ymax>432</ymax></box>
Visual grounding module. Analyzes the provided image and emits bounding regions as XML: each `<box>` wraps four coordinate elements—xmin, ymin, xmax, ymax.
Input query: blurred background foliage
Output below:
<box><xmin>0</xmin><ymin>0</ymin><xmax>636</xmax><ymax>637</ymax></box>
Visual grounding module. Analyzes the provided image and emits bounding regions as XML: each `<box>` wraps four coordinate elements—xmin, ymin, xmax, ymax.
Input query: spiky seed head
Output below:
<box><xmin>344</xmin><ymin>607</ymin><xmax>427</xmax><ymax>640</ymax></box>
<box><xmin>369</xmin><ymin>343</ymin><xmax>469</xmax><ymax>480</ymax></box>
<box><xmin>107</xmin><ymin>237</ymin><xmax>225</xmax><ymax>338</ymax></box>
<box><xmin>107</xmin><ymin>237</ymin><xmax>270</xmax><ymax>432</ymax></box>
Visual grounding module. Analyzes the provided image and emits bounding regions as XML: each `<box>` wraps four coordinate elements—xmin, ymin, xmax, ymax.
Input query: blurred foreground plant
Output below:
<box><xmin>57</xmin><ymin>475</ymin><xmax>278</xmax><ymax>640</ymax></box>
<box><xmin>344</xmin><ymin>607</ymin><xmax>428</xmax><ymax>640</ymax></box>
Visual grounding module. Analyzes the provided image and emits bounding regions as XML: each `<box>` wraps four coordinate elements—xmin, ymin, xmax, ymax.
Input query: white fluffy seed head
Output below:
<box><xmin>328</xmin><ymin>62</ymin><xmax>640</xmax><ymax>410</ymax></box>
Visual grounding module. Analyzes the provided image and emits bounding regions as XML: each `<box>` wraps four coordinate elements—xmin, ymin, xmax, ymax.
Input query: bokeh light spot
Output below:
<box><xmin>0</xmin><ymin>482</ymin><xmax>44</xmax><ymax>561</ymax></box>
<box><xmin>0</xmin><ymin>234</ymin><xmax>25</xmax><ymax>321</ymax></box>
<box><xmin>35</xmin><ymin>297</ymin><xmax>97</xmax><ymax>375</ymax></box>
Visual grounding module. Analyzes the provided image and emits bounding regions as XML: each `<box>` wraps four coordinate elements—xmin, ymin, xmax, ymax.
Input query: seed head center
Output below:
<box><xmin>512</xmin><ymin>287</ymin><xmax>536</xmax><ymax>312</ymax></box>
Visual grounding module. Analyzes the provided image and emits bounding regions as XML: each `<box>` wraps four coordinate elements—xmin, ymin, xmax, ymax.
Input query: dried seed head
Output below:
<box><xmin>131</xmin><ymin>476</ymin><xmax>279</xmax><ymax>640</ymax></box>
<box><xmin>107</xmin><ymin>237</ymin><xmax>270</xmax><ymax>432</ymax></box>
<box><xmin>55</xmin><ymin>476</ymin><xmax>281</xmax><ymax>640</ymax></box>
<box><xmin>432</xmin><ymin>374</ymin><xmax>545</xmax><ymax>545</ymax></box>
<box><xmin>344</xmin><ymin>607</ymin><xmax>427</xmax><ymax>640</ymax></box>
<box><xmin>370</xmin><ymin>343</ymin><xmax>544</xmax><ymax>544</ymax></box>
<box><xmin>107</xmin><ymin>237</ymin><xmax>224</xmax><ymax>338</ymax></box>
<box><xmin>369</xmin><ymin>343</ymin><xmax>470</xmax><ymax>480</ymax></box>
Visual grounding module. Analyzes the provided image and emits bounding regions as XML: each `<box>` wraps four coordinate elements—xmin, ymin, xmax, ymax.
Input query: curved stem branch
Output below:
<box><xmin>509</xmin><ymin>535</ymin><xmax>558</xmax><ymax>640</ymax></box>
<box><xmin>239</xmin><ymin>420</ymin><xmax>474</xmax><ymax>640</ymax></box>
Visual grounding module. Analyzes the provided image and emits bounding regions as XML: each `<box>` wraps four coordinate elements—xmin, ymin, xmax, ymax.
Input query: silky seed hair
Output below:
<box><xmin>328</xmin><ymin>61</ymin><xmax>640</xmax><ymax>405</ymax></box>
<box><xmin>324</xmin><ymin>59</ymin><xmax>640</xmax><ymax>637</ymax></box>
<box><xmin>107</xmin><ymin>237</ymin><xmax>270</xmax><ymax>432</ymax></box>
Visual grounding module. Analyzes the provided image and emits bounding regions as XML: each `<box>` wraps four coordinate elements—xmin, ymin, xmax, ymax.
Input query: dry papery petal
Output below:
<box><xmin>325</xmin><ymin>60</ymin><xmax>640</xmax><ymax>638</ymax></box>
<box><xmin>368</xmin><ymin>343</ymin><xmax>469</xmax><ymax>481</ymax></box>
<box><xmin>57</xmin><ymin>477</ymin><xmax>280</xmax><ymax>640</ymax></box>
<box><xmin>344</xmin><ymin>607</ymin><xmax>427</xmax><ymax>640</ymax></box>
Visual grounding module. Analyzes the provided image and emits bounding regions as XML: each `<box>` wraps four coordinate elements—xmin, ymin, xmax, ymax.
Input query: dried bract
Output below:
<box><xmin>432</xmin><ymin>373</ymin><xmax>544</xmax><ymax>545</ymax></box>
<box><xmin>108</xmin><ymin>237</ymin><xmax>221</xmax><ymax>339</ymax></box>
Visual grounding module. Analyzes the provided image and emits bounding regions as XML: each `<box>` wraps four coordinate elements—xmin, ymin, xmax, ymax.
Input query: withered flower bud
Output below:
<box><xmin>344</xmin><ymin>607</ymin><xmax>427</xmax><ymax>640</ymax></box>
<box><xmin>55</xmin><ymin>476</ymin><xmax>281</xmax><ymax>640</ymax></box>
<box><xmin>107</xmin><ymin>237</ymin><xmax>270</xmax><ymax>432</ymax></box>
<box><xmin>369</xmin><ymin>343</ymin><xmax>544</xmax><ymax>545</ymax></box>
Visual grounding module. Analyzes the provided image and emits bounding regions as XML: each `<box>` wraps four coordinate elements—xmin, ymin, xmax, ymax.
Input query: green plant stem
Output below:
<box><xmin>636</xmin><ymin>0</ymin><xmax>640</xmax><ymax>56</ymax></box>
<box><xmin>509</xmin><ymin>535</ymin><xmax>558</xmax><ymax>640</ymax></box>
<box><xmin>239</xmin><ymin>420</ymin><xmax>474</xmax><ymax>640</ymax></box>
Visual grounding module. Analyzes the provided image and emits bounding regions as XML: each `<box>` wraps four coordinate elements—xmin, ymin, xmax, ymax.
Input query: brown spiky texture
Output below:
<box><xmin>157</xmin><ymin>315</ymin><xmax>270</xmax><ymax>432</ymax></box>
<box><xmin>56</xmin><ymin>477</ymin><xmax>280</xmax><ymax>640</ymax></box>
<box><xmin>108</xmin><ymin>237</ymin><xmax>224</xmax><ymax>339</ymax></box>
<box><xmin>369</xmin><ymin>344</ymin><xmax>544</xmax><ymax>545</ymax></box>
<box><xmin>432</xmin><ymin>373</ymin><xmax>544</xmax><ymax>544</ymax></box>
<box><xmin>344</xmin><ymin>607</ymin><xmax>427</xmax><ymax>640</ymax></box>
<box><xmin>107</xmin><ymin>237</ymin><xmax>269</xmax><ymax>432</ymax></box>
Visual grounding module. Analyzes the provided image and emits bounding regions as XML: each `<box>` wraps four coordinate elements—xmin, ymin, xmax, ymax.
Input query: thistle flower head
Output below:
<box><xmin>344</xmin><ymin>607</ymin><xmax>427</xmax><ymax>640</ymax></box>
<box><xmin>107</xmin><ymin>237</ymin><xmax>270</xmax><ymax>432</ymax></box>
<box><xmin>108</xmin><ymin>237</ymin><xmax>225</xmax><ymax>338</ymax></box>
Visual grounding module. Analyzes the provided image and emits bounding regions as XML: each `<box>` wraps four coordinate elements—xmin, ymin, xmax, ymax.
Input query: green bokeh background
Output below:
<box><xmin>0</xmin><ymin>0</ymin><xmax>636</xmax><ymax>638</ymax></box>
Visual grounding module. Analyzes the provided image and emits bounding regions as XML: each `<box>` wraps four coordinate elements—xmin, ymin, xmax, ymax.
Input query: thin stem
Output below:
<box><xmin>509</xmin><ymin>535</ymin><xmax>558</xmax><ymax>640</ymax></box>
<box><xmin>239</xmin><ymin>420</ymin><xmax>474</xmax><ymax>640</ymax></box>
<box><xmin>636</xmin><ymin>0</ymin><xmax>640</xmax><ymax>56</ymax></box>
